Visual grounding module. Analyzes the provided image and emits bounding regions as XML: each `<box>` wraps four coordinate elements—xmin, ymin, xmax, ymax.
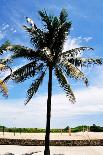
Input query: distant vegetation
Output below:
<box><xmin>0</xmin><ymin>124</ymin><xmax>103</xmax><ymax>133</ymax></box>
<box><xmin>90</xmin><ymin>124</ymin><xmax>103</xmax><ymax>132</ymax></box>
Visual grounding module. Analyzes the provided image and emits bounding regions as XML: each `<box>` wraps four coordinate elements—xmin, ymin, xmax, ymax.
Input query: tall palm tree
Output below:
<box><xmin>1</xmin><ymin>9</ymin><xmax>102</xmax><ymax>155</ymax></box>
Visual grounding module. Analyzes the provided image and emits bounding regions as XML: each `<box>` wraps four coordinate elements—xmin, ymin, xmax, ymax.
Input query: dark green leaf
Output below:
<box><xmin>55</xmin><ymin>67</ymin><xmax>75</xmax><ymax>103</ymax></box>
<box><xmin>25</xmin><ymin>71</ymin><xmax>46</xmax><ymax>104</ymax></box>
<box><xmin>60</xmin><ymin>9</ymin><xmax>68</xmax><ymax>24</ymax></box>
<box><xmin>61</xmin><ymin>61</ymin><xmax>89</xmax><ymax>86</ymax></box>
<box><xmin>11</xmin><ymin>61</ymin><xmax>44</xmax><ymax>83</ymax></box>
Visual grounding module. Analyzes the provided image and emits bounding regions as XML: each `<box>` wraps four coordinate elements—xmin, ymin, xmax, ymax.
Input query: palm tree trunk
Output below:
<box><xmin>44</xmin><ymin>66</ymin><xmax>52</xmax><ymax>155</ymax></box>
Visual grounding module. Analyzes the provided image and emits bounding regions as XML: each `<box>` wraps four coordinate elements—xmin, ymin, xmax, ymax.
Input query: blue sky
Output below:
<box><xmin>0</xmin><ymin>0</ymin><xmax>103</xmax><ymax>128</ymax></box>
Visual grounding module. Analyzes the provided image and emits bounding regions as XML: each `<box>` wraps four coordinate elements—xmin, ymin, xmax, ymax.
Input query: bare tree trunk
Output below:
<box><xmin>44</xmin><ymin>66</ymin><xmax>52</xmax><ymax>155</ymax></box>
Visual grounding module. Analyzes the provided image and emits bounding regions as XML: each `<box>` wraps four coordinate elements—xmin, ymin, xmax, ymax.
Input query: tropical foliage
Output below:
<box><xmin>0</xmin><ymin>9</ymin><xmax>102</xmax><ymax>155</ymax></box>
<box><xmin>0</xmin><ymin>78</ymin><xmax>8</xmax><ymax>97</ymax></box>
<box><xmin>0</xmin><ymin>13</ymin><xmax>102</xmax><ymax>103</ymax></box>
<box><xmin>0</xmin><ymin>42</ymin><xmax>12</xmax><ymax>97</ymax></box>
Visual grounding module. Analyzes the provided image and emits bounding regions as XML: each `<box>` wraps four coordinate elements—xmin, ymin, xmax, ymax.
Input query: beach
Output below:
<box><xmin>0</xmin><ymin>131</ymin><xmax>103</xmax><ymax>140</ymax></box>
<box><xmin>0</xmin><ymin>146</ymin><xmax>103</xmax><ymax>155</ymax></box>
<box><xmin>0</xmin><ymin>132</ymin><xmax>103</xmax><ymax>154</ymax></box>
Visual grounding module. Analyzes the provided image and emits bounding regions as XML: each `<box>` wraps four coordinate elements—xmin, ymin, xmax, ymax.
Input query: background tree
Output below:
<box><xmin>0</xmin><ymin>9</ymin><xmax>102</xmax><ymax>155</ymax></box>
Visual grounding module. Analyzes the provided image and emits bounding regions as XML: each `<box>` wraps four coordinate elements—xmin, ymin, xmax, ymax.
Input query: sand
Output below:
<box><xmin>0</xmin><ymin>131</ymin><xmax>103</xmax><ymax>140</ymax></box>
<box><xmin>0</xmin><ymin>146</ymin><xmax>103</xmax><ymax>155</ymax></box>
<box><xmin>0</xmin><ymin>132</ymin><xmax>103</xmax><ymax>154</ymax></box>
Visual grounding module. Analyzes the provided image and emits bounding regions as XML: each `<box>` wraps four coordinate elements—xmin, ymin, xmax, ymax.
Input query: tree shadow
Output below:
<box><xmin>3</xmin><ymin>151</ymin><xmax>42</xmax><ymax>155</ymax></box>
<box><xmin>4</xmin><ymin>153</ymin><xmax>14</xmax><ymax>155</ymax></box>
<box><xmin>53</xmin><ymin>154</ymin><xmax>64</xmax><ymax>155</ymax></box>
<box><xmin>22</xmin><ymin>151</ymin><xmax>42</xmax><ymax>155</ymax></box>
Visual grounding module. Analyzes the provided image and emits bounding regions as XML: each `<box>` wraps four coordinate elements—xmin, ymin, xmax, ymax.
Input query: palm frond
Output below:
<box><xmin>9</xmin><ymin>45</ymin><xmax>36</xmax><ymax>60</ymax></box>
<box><xmin>23</xmin><ymin>10</ymin><xmax>71</xmax><ymax>55</ymax></box>
<box><xmin>59</xmin><ymin>9</ymin><xmax>68</xmax><ymax>24</ymax></box>
<box><xmin>38</xmin><ymin>10</ymin><xmax>53</xmax><ymax>31</ymax></box>
<box><xmin>38</xmin><ymin>10</ymin><xmax>71</xmax><ymax>53</ymax></box>
<box><xmin>61</xmin><ymin>61</ymin><xmax>88</xmax><ymax>86</ymax></box>
<box><xmin>68</xmin><ymin>57</ymin><xmax>103</xmax><ymax>67</ymax></box>
<box><xmin>11</xmin><ymin>61</ymin><xmax>44</xmax><ymax>83</ymax></box>
<box><xmin>23</xmin><ymin>19</ymin><xmax>42</xmax><ymax>33</ymax></box>
<box><xmin>2</xmin><ymin>74</ymin><xmax>11</xmax><ymax>83</ymax></box>
<box><xmin>0</xmin><ymin>64</ymin><xmax>12</xmax><ymax>74</ymax></box>
<box><xmin>23</xmin><ymin>24</ymin><xmax>46</xmax><ymax>49</ymax></box>
<box><xmin>0</xmin><ymin>63</ymin><xmax>6</xmax><ymax>71</ymax></box>
<box><xmin>52</xmin><ymin>21</ymin><xmax>72</xmax><ymax>55</ymax></box>
<box><xmin>0</xmin><ymin>58</ymin><xmax>13</xmax><ymax>65</ymax></box>
<box><xmin>0</xmin><ymin>43</ymin><xmax>35</xmax><ymax>60</ymax></box>
<box><xmin>0</xmin><ymin>63</ymin><xmax>10</xmax><ymax>97</ymax></box>
<box><xmin>0</xmin><ymin>79</ymin><xmax>8</xmax><ymax>97</ymax></box>
<box><xmin>0</xmin><ymin>40</ymin><xmax>11</xmax><ymax>54</ymax></box>
<box><xmin>23</xmin><ymin>25</ymin><xmax>34</xmax><ymax>33</ymax></box>
<box><xmin>55</xmin><ymin>67</ymin><xmax>75</xmax><ymax>103</ymax></box>
<box><xmin>8</xmin><ymin>44</ymin><xmax>51</xmax><ymax>63</ymax></box>
<box><xmin>25</xmin><ymin>71</ymin><xmax>46</xmax><ymax>104</ymax></box>
<box><xmin>61</xmin><ymin>47</ymin><xmax>94</xmax><ymax>58</ymax></box>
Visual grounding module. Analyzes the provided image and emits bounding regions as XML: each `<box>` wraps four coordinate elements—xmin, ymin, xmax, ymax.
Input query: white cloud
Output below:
<box><xmin>52</xmin><ymin>87</ymin><xmax>103</xmax><ymax>116</ymax></box>
<box><xmin>83</xmin><ymin>37</ymin><xmax>93</xmax><ymax>42</ymax></box>
<box><xmin>62</xmin><ymin>35</ymin><xmax>93</xmax><ymax>53</ymax></box>
<box><xmin>77</xmin><ymin>36</ymin><xmax>93</xmax><ymax>42</ymax></box>
<box><xmin>0</xmin><ymin>86</ymin><xmax>103</xmax><ymax>128</ymax></box>
<box><xmin>63</xmin><ymin>36</ymin><xmax>80</xmax><ymax>52</ymax></box>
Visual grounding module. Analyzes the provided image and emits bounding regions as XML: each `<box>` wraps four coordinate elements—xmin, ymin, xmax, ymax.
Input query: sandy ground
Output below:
<box><xmin>0</xmin><ymin>132</ymin><xmax>103</xmax><ymax>140</ymax></box>
<box><xmin>0</xmin><ymin>146</ymin><xmax>103</xmax><ymax>155</ymax></box>
<box><xmin>0</xmin><ymin>132</ymin><xmax>103</xmax><ymax>154</ymax></box>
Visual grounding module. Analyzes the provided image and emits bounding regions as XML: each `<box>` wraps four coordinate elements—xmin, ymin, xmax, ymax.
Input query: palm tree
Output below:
<box><xmin>1</xmin><ymin>9</ymin><xmax>102</xmax><ymax>155</ymax></box>
<box><xmin>0</xmin><ymin>41</ymin><xmax>12</xmax><ymax>97</ymax></box>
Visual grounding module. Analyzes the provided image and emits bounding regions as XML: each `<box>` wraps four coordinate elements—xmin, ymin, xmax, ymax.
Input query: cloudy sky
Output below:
<box><xmin>0</xmin><ymin>0</ymin><xmax>103</xmax><ymax>128</ymax></box>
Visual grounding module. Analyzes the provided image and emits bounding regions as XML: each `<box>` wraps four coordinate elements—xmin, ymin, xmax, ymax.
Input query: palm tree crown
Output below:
<box><xmin>1</xmin><ymin>9</ymin><xmax>102</xmax><ymax>104</ymax></box>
